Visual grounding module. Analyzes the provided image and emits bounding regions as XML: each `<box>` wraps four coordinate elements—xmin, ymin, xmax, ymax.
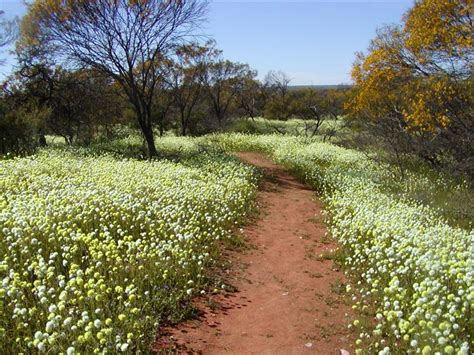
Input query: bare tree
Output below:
<box><xmin>264</xmin><ymin>70</ymin><xmax>291</xmax><ymax>98</ymax></box>
<box><xmin>21</xmin><ymin>0</ymin><xmax>208</xmax><ymax>157</ymax></box>
<box><xmin>237</xmin><ymin>77</ymin><xmax>265</xmax><ymax>120</ymax></box>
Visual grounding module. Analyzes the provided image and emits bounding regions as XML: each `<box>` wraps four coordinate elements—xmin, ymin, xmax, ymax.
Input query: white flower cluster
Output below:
<box><xmin>0</xmin><ymin>146</ymin><xmax>258</xmax><ymax>353</ymax></box>
<box><xmin>210</xmin><ymin>133</ymin><xmax>473</xmax><ymax>354</ymax></box>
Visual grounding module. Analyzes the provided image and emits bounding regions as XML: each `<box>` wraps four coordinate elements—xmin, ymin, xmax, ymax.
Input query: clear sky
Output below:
<box><xmin>0</xmin><ymin>0</ymin><xmax>413</xmax><ymax>84</ymax></box>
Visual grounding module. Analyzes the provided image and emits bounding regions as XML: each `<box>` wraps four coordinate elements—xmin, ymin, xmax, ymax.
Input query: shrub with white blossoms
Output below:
<box><xmin>0</xmin><ymin>146</ymin><xmax>258</xmax><ymax>353</ymax></box>
<box><xmin>209</xmin><ymin>133</ymin><xmax>473</xmax><ymax>354</ymax></box>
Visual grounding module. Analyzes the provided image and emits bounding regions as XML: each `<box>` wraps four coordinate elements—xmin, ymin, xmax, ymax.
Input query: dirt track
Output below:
<box><xmin>155</xmin><ymin>152</ymin><xmax>354</xmax><ymax>354</ymax></box>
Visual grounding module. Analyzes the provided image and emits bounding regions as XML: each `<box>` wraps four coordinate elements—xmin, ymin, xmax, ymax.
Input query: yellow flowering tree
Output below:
<box><xmin>348</xmin><ymin>0</ymin><xmax>473</xmax><ymax>175</ymax></box>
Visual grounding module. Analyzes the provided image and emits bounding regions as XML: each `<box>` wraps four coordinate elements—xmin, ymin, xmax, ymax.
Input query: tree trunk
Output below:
<box><xmin>141</xmin><ymin>122</ymin><xmax>157</xmax><ymax>158</ymax></box>
<box><xmin>38</xmin><ymin>133</ymin><xmax>47</xmax><ymax>147</ymax></box>
<box><xmin>158</xmin><ymin>115</ymin><xmax>165</xmax><ymax>137</ymax></box>
<box><xmin>180</xmin><ymin>112</ymin><xmax>187</xmax><ymax>136</ymax></box>
<box><xmin>133</xmin><ymin>99</ymin><xmax>158</xmax><ymax>158</ymax></box>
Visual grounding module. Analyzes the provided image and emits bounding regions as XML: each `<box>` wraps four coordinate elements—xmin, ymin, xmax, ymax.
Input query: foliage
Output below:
<box><xmin>162</xmin><ymin>42</ymin><xmax>258</xmax><ymax>136</ymax></box>
<box><xmin>264</xmin><ymin>86</ymin><xmax>349</xmax><ymax>124</ymax></box>
<box><xmin>348</xmin><ymin>0</ymin><xmax>473</xmax><ymax>176</ymax></box>
<box><xmin>166</xmin><ymin>43</ymin><xmax>213</xmax><ymax>137</ymax></box>
<box><xmin>263</xmin><ymin>94</ymin><xmax>294</xmax><ymax>120</ymax></box>
<box><xmin>404</xmin><ymin>0</ymin><xmax>472</xmax><ymax>64</ymax></box>
<box><xmin>0</xmin><ymin>65</ymin><xmax>127</xmax><ymax>155</ymax></box>
<box><xmin>9</xmin><ymin>66</ymin><xmax>127</xmax><ymax>144</ymax></box>
<box><xmin>202</xmin><ymin>56</ymin><xmax>256</xmax><ymax>128</ymax></box>
<box><xmin>0</xmin><ymin>96</ymin><xmax>46</xmax><ymax>156</ymax></box>
<box><xmin>0</xmin><ymin>143</ymin><xmax>258</xmax><ymax>353</ymax></box>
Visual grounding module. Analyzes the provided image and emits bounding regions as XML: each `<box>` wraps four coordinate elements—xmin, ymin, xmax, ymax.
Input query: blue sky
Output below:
<box><xmin>0</xmin><ymin>0</ymin><xmax>412</xmax><ymax>84</ymax></box>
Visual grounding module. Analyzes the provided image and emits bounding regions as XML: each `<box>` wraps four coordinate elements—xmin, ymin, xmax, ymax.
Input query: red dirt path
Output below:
<box><xmin>155</xmin><ymin>152</ymin><xmax>354</xmax><ymax>354</ymax></box>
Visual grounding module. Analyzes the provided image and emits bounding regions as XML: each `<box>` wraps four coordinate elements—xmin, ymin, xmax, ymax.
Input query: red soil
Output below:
<box><xmin>155</xmin><ymin>152</ymin><xmax>355</xmax><ymax>354</ymax></box>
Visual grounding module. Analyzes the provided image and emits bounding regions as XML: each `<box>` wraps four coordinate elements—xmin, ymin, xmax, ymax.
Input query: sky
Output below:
<box><xmin>0</xmin><ymin>0</ymin><xmax>413</xmax><ymax>85</ymax></box>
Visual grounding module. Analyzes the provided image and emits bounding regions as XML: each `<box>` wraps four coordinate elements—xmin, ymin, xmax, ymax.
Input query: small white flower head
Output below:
<box><xmin>120</xmin><ymin>343</ymin><xmax>129</xmax><ymax>352</ymax></box>
<box><xmin>37</xmin><ymin>342</ymin><xmax>46</xmax><ymax>352</ymax></box>
<box><xmin>63</xmin><ymin>317</ymin><xmax>72</xmax><ymax>327</ymax></box>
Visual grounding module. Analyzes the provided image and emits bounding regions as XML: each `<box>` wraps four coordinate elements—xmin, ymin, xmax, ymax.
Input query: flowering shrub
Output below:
<box><xmin>210</xmin><ymin>133</ymin><xmax>473</xmax><ymax>354</ymax></box>
<box><xmin>0</xmin><ymin>147</ymin><xmax>258</xmax><ymax>353</ymax></box>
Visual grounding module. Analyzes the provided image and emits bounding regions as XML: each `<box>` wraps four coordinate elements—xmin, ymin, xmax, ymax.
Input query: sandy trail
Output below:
<box><xmin>155</xmin><ymin>152</ymin><xmax>354</xmax><ymax>354</ymax></box>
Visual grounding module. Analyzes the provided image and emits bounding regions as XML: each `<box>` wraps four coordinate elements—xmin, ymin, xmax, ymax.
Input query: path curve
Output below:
<box><xmin>155</xmin><ymin>152</ymin><xmax>354</xmax><ymax>354</ymax></box>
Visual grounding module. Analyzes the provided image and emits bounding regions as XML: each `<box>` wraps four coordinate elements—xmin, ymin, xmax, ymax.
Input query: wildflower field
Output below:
<box><xmin>1</xmin><ymin>133</ymin><xmax>473</xmax><ymax>354</ymax></box>
<box><xmin>0</xmin><ymin>146</ymin><xmax>258</xmax><ymax>353</ymax></box>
